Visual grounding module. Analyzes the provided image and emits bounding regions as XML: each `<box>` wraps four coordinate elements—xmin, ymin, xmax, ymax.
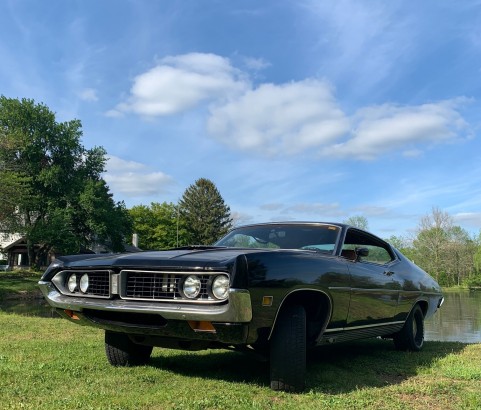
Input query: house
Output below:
<box><xmin>0</xmin><ymin>233</ymin><xmax>21</xmax><ymax>261</ymax></box>
<box><xmin>2</xmin><ymin>236</ymin><xmax>52</xmax><ymax>269</ymax></box>
<box><xmin>1</xmin><ymin>233</ymin><xmax>141</xmax><ymax>270</ymax></box>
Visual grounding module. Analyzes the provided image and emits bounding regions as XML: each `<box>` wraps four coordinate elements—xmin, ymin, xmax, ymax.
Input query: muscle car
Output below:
<box><xmin>39</xmin><ymin>222</ymin><xmax>443</xmax><ymax>392</ymax></box>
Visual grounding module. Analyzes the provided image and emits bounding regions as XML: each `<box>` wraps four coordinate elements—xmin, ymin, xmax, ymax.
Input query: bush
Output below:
<box><xmin>465</xmin><ymin>274</ymin><xmax>481</xmax><ymax>288</ymax></box>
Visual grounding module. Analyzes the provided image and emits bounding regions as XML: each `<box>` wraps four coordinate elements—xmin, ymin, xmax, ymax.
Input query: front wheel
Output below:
<box><xmin>393</xmin><ymin>304</ymin><xmax>425</xmax><ymax>351</ymax></box>
<box><xmin>105</xmin><ymin>331</ymin><xmax>153</xmax><ymax>366</ymax></box>
<box><xmin>270</xmin><ymin>305</ymin><xmax>306</xmax><ymax>392</ymax></box>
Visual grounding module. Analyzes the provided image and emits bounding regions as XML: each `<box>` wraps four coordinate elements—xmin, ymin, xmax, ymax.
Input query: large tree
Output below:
<box><xmin>178</xmin><ymin>178</ymin><xmax>232</xmax><ymax>245</ymax></box>
<box><xmin>0</xmin><ymin>96</ymin><xmax>132</xmax><ymax>266</ymax></box>
<box><xmin>344</xmin><ymin>215</ymin><xmax>369</xmax><ymax>231</ymax></box>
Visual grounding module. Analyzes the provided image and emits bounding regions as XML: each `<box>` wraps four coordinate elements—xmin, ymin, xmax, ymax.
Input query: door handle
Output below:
<box><xmin>383</xmin><ymin>271</ymin><xmax>395</xmax><ymax>276</ymax></box>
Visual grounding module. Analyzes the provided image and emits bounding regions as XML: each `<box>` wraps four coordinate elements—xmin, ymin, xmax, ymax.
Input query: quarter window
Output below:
<box><xmin>342</xmin><ymin>229</ymin><xmax>395</xmax><ymax>265</ymax></box>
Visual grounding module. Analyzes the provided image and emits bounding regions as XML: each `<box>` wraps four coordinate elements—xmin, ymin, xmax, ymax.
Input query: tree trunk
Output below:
<box><xmin>26</xmin><ymin>238</ymin><xmax>36</xmax><ymax>269</ymax></box>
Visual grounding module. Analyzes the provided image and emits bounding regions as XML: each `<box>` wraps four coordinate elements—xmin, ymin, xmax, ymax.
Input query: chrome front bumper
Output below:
<box><xmin>38</xmin><ymin>281</ymin><xmax>253</xmax><ymax>323</ymax></box>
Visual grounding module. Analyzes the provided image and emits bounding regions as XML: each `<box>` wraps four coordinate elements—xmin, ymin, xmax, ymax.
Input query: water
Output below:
<box><xmin>1</xmin><ymin>291</ymin><xmax>480</xmax><ymax>343</ymax></box>
<box><xmin>425</xmin><ymin>290</ymin><xmax>481</xmax><ymax>344</ymax></box>
<box><xmin>0</xmin><ymin>297</ymin><xmax>59</xmax><ymax>318</ymax></box>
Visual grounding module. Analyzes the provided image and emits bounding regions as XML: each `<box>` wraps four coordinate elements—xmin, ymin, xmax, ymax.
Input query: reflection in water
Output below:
<box><xmin>1</xmin><ymin>292</ymin><xmax>480</xmax><ymax>343</ymax></box>
<box><xmin>0</xmin><ymin>297</ymin><xmax>58</xmax><ymax>318</ymax></box>
<box><xmin>425</xmin><ymin>291</ymin><xmax>481</xmax><ymax>343</ymax></box>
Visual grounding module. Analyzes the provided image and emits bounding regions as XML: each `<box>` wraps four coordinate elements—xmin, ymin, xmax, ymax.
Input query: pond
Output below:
<box><xmin>0</xmin><ymin>297</ymin><xmax>59</xmax><ymax>318</ymax></box>
<box><xmin>425</xmin><ymin>290</ymin><xmax>481</xmax><ymax>344</ymax></box>
<box><xmin>1</xmin><ymin>291</ymin><xmax>480</xmax><ymax>343</ymax></box>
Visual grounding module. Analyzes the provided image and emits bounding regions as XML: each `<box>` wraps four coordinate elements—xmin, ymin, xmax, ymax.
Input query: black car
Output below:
<box><xmin>39</xmin><ymin>222</ymin><xmax>443</xmax><ymax>392</ymax></box>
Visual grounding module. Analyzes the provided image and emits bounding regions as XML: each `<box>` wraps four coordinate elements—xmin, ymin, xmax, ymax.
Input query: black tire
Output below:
<box><xmin>270</xmin><ymin>305</ymin><xmax>306</xmax><ymax>392</ymax></box>
<box><xmin>105</xmin><ymin>331</ymin><xmax>153</xmax><ymax>366</ymax></box>
<box><xmin>393</xmin><ymin>304</ymin><xmax>425</xmax><ymax>351</ymax></box>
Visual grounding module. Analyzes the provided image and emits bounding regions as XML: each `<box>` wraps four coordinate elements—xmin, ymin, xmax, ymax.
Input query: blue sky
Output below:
<box><xmin>1</xmin><ymin>0</ymin><xmax>481</xmax><ymax>238</ymax></box>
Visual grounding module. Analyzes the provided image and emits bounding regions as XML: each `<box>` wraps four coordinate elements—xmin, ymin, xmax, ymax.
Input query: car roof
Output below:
<box><xmin>231</xmin><ymin>221</ymin><xmax>350</xmax><ymax>230</ymax></box>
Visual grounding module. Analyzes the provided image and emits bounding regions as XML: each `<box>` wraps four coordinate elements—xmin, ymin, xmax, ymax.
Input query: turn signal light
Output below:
<box><xmin>64</xmin><ymin>309</ymin><xmax>80</xmax><ymax>320</ymax></box>
<box><xmin>187</xmin><ymin>320</ymin><xmax>216</xmax><ymax>333</ymax></box>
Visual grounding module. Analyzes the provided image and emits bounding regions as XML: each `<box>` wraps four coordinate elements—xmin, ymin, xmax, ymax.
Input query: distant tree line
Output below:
<box><xmin>386</xmin><ymin>208</ymin><xmax>481</xmax><ymax>288</ymax></box>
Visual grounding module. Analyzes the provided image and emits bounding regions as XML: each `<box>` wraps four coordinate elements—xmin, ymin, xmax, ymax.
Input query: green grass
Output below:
<box><xmin>0</xmin><ymin>312</ymin><xmax>480</xmax><ymax>409</ymax></box>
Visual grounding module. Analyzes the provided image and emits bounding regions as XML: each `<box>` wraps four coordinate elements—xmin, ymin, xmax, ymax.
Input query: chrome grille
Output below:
<box><xmin>121</xmin><ymin>270</ymin><xmax>220</xmax><ymax>302</ymax></box>
<box><xmin>83</xmin><ymin>271</ymin><xmax>110</xmax><ymax>297</ymax></box>
<box><xmin>52</xmin><ymin>269</ymin><xmax>111</xmax><ymax>299</ymax></box>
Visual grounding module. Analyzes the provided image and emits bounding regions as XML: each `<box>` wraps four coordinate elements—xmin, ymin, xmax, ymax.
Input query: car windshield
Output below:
<box><xmin>215</xmin><ymin>224</ymin><xmax>341</xmax><ymax>253</ymax></box>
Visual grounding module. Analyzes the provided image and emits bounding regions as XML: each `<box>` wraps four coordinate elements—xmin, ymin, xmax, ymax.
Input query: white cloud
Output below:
<box><xmin>243</xmin><ymin>56</ymin><xmax>271</xmax><ymax>71</ymax></box>
<box><xmin>207</xmin><ymin>79</ymin><xmax>349</xmax><ymax>156</ymax></box>
<box><xmin>104</xmin><ymin>156</ymin><xmax>174</xmax><ymax>197</ymax></box>
<box><xmin>79</xmin><ymin>88</ymin><xmax>98</xmax><ymax>102</ymax></box>
<box><xmin>453</xmin><ymin>212</ymin><xmax>481</xmax><ymax>229</ymax></box>
<box><xmin>326</xmin><ymin>100</ymin><xmax>468</xmax><ymax>160</ymax></box>
<box><xmin>110</xmin><ymin>53</ymin><xmax>249</xmax><ymax>117</ymax></box>
<box><xmin>109</xmin><ymin>52</ymin><xmax>469</xmax><ymax>161</ymax></box>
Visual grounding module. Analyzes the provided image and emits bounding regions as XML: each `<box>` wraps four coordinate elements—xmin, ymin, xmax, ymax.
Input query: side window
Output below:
<box><xmin>362</xmin><ymin>245</ymin><xmax>392</xmax><ymax>264</ymax></box>
<box><xmin>342</xmin><ymin>229</ymin><xmax>395</xmax><ymax>265</ymax></box>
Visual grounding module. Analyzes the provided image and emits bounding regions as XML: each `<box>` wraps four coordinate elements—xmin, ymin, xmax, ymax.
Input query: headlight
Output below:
<box><xmin>67</xmin><ymin>274</ymin><xmax>77</xmax><ymax>292</ymax></box>
<box><xmin>211</xmin><ymin>275</ymin><xmax>229</xmax><ymax>300</ymax></box>
<box><xmin>183</xmin><ymin>275</ymin><xmax>201</xmax><ymax>299</ymax></box>
<box><xmin>79</xmin><ymin>274</ymin><xmax>89</xmax><ymax>293</ymax></box>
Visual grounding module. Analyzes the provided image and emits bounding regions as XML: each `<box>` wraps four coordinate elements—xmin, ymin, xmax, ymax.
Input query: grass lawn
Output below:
<box><xmin>0</xmin><ymin>311</ymin><xmax>480</xmax><ymax>410</ymax></box>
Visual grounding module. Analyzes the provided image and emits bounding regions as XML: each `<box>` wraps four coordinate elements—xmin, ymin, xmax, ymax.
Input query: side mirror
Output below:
<box><xmin>355</xmin><ymin>247</ymin><xmax>369</xmax><ymax>259</ymax></box>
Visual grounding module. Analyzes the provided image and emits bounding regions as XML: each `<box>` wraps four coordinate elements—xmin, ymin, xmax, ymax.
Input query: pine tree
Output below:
<box><xmin>179</xmin><ymin>178</ymin><xmax>232</xmax><ymax>245</ymax></box>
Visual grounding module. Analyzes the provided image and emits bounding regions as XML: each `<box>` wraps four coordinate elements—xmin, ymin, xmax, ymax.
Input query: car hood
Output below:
<box><xmin>55</xmin><ymin>247</ymin><xmax>249</xmax><ymax>269</ymax></box>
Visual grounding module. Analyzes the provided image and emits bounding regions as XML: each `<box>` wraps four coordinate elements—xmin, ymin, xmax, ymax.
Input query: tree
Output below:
<box><xmin>387</xmin><ymin>235</ymin><xmax>416</xmax><ymax>260</ymax></box>
<box><xmin>411</xmin><ymin>207</ymin><xmax>478</xmax><ymax>286</ymax></box>
<box><xmin>75</xmin><ymin>179</ymin><xmax>132</xmax><ymax>252</ymax></box>
<box><xmin>442</xmin><ymin>226</ymin><xmax>476</xmax><ymax>286</ymax></box>
<box><xmin>130</xmin><ymin>202</ymin><xmax>187</xmax><ymax>249</ymax></box>
<box><xmin>0</xmin><ymin>96</ymin><xmax>131</xmax><ymax>266</ymax></box>
<box><xmin>344</xmin><ymin>215</ymin><xmax>369</xmax><ymax>231</ymax></box>
<box><xmin>470</xmin><ymin>231</ymin><xmax>481</xmax><ymax>287</ymax></box>
<box><xmin>0</xmin><ymin>129</ymin><xmax>31</xmax><ymax>225</ymax></box>
<box><xmin>178</xmin><ymin>178</ymin><xmax>232</xmax><ymax>245</ymax></box>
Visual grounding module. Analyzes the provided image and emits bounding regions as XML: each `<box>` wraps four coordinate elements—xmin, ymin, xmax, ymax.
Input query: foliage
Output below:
<box><xmin>129</xmin><ymin>202</ymin><xmax>187</xmax><ymax>249</ymax></box>
<box><xmin>178</xmin><ymin>178</ymin><xmax>233</xmax><ymax>245</ymax></box>
<box><xmin>0</xmin><ymin>96</ymin><xmax>132</xmax><ymax>266</ymax></box>
<box><xmin>344</xmin><ymin>215</ymin><xmax>369</xmax><ymax>231</ymax></box>
<box><xmin>1</xmin><ymin>311</ymin><xmax>480</xmax><ymax>409</ymax></box>
<box><xmin>411</xmin><ymin>208</ymin><xmax>478</xmax><ymax>287</ymax></box>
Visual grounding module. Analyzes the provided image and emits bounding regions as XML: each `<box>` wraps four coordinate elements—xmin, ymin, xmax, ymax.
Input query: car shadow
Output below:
<box><xmin>148</xmin><ymin>338</ymin><xmax>467</xmax><ymax>393</ymax></box>
<box><xmin>303</xmin><ymin>338</ymin><xmax>467</xmax><ymax>393</ymax></box>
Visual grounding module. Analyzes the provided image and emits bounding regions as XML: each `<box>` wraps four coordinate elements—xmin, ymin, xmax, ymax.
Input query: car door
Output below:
<box><xmin>341</xmin><ymin>228</ymin><xmax>402</xmax><ymax>327</ymax></box>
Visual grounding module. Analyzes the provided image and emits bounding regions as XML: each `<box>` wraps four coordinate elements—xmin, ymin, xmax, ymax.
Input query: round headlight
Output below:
<box><xmin>67</xmin><ymin>274</ymin><xmax>77</xmax><ymax>292</ymax></box>
<box><xmin>79</xmin><ymin>274</ymin><xmax>89</xmax><ymax>293</ymax></box>
<box><xmin>212</xmin><ymin>275</ymin><xmax>229</xmax><ymax>300</ymax></box>
<box><xmin>183</xmin><ymin>275</ymin><xmax>201</xmax><ymax>299</ymax></box>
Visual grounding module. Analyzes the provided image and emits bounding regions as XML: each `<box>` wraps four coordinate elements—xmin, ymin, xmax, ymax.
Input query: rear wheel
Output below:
<box><xmin>270</xmin><ymin>305</ymin><xmax>306</xmax><ymax>392</ymax></box>
<box><xmin>105</xmin><ymin>331</ymin><xmax>153</xmax><ymax>366</ymax></box>
<box><xmin>393</xmin><ymin>304</ymin><xmax>425</xmax><ymax>351</ymax></box>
